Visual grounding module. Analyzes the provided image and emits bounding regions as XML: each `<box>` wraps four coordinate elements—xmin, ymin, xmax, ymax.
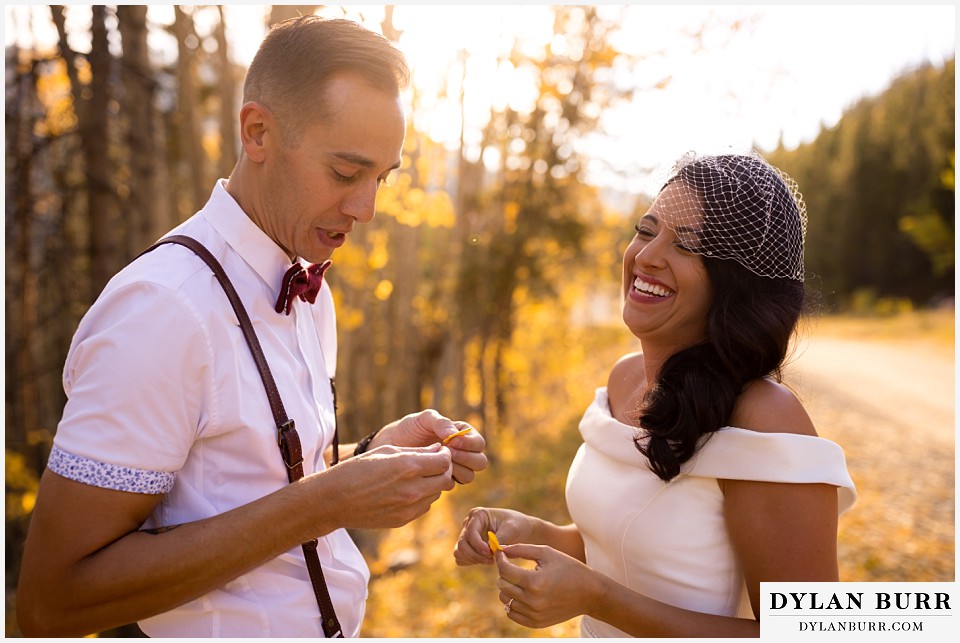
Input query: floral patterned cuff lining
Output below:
<box><xmin>47</xmin><ymin>445</ymin><xmax>176</xmax><ymax>494</ymax></box>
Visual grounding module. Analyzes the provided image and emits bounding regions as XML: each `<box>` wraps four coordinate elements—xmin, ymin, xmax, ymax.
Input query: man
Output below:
<box><xmin>17</xmin><ymin>16</ymin><xmax>487</xmax><ymax>637</ymax></box>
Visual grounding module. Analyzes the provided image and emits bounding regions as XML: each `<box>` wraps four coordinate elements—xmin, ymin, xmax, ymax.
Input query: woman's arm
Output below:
<box><xmin>723</xmin><ymin>479</ymin><xmax>839</xmax><ymax>618</ymax></box>
<box><xmin>722</xmin><ymin>377</ymin><xmax>840</xmax><ymax>617</ymax></box>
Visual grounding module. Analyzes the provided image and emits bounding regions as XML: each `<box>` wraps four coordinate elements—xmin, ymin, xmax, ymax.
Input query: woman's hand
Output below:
<box><xmin>453</xmin><ymin>507</ymin><xmax>538</xmax><ymax>566</ymax></box>
<box><xmin>494</xmin><ymin>543</ymin><xmax>598</xmax><ymax>629</ymax></box>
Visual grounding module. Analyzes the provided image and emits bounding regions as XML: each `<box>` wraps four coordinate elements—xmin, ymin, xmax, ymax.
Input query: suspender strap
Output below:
<box><xmin>141</xmin><ymin>234</ymin><xmax>344</xmax><ymax>638</ymax></box>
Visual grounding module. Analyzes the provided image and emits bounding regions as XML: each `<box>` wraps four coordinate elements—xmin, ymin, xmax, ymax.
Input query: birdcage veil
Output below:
<box><xmin>650</xmin><ymin>150</ymin><xmax>808</xmax><ymax>281</ymax></box>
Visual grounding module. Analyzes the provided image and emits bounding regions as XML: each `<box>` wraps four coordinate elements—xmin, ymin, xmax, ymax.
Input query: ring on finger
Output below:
<box><xmin>505</xmin><ymin>598</ymin><xmax>514</xmax><ymax>614</ymax></box>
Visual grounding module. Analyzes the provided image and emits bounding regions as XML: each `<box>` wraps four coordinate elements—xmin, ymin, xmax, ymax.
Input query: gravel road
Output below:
<box><xmin>784</xmin><ymin>332</ymin><xmax>955</xmax><ymax>582</ymax></box>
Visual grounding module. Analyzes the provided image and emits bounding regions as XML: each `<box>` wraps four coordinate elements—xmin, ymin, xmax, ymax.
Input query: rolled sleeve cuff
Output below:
<box><xmin>47</xmin><ymin>445</ymin><xmax>176</xmax><ymax>494</ymax></box>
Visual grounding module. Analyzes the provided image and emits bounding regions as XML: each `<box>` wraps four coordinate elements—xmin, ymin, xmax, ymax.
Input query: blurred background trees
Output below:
<box><xmin>768</xmin><ymin>58</ymin><xmax>955</xmax><ymax>310</ymax></box>
<box><xmin>4</xmin><ymin>4</ymin><xmax>954</xmax><ymax>637</ymax></box>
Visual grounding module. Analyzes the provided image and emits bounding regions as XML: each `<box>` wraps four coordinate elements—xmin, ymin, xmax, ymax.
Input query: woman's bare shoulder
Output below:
<box><xmin>729</xmin><ymin>378</ymin><xmax>818</xmax><ymax>437</ymax></box>
<box><xmin>607</xmin><ymin>352</ymin><xmax>644</xmax><ymax>389</ymax></box>
<box><xmin>606</xmin><ymin>352</ymin><xmax>645</xmax><ymax>422</ymax></box>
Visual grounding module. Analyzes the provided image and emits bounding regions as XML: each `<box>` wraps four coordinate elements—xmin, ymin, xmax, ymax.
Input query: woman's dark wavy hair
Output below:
<box><xmin>634</xmin><ymin>157</ymin><xmax>806</xmax><ymax>482</ymax></box>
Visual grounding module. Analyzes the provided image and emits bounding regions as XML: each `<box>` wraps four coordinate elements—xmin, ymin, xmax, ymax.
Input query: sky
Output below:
<box><xmin>220</xmin><ymin>4</ymin><xmax>956</xmax><ymax>192</ymax></box>
<box><xmin>4</xmin><ymin>3</ymin><xmax>956</xmax><ymax>194</ymax></box>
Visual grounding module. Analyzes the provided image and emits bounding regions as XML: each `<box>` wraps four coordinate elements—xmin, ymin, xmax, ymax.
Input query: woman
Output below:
<box><xmin>453</xmin><ymin>151</ymin><xmax>856</xmax><ymax>637</ymax></box>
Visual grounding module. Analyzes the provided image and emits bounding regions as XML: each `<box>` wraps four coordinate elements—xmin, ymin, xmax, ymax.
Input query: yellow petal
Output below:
<box><xmin>441</xmin><ymin>427</ymin><xmax>472</xmax><ymax>444</ymax></box>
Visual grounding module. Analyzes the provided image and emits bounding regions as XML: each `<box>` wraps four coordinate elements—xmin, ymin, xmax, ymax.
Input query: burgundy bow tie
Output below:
<box><xmin>275</xmin><ymin>260</ymin><xmax>332</xmax><ymax>315</ymax></box>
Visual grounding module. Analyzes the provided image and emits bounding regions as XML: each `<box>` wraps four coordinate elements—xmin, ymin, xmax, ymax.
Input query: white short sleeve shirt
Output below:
<box><xmin>49</xmin><ymin>180</ymin><xmax>369</xmax><ymax>637</ymax></box>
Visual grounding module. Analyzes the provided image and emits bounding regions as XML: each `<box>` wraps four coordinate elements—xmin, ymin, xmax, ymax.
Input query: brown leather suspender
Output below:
<box><xmin>142</xmin><ymin>235</ymin><xmax>344</xmax><ymax>638</ymax></box>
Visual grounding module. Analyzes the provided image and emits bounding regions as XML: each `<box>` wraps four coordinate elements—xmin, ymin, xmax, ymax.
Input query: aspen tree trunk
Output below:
<box><xmin>215</xmin><ymin>5</ymin><xmax>238</xmax><ymax>180</ymax></box>
<box><xmin>380</xmin><ymin>5</ymin><xmax>400</xmax><ymax>40</ymax></box>
<box><xmin>52</xmin><ymin>4</ymin><xmax>118</xmax><ymax>301</ymax></box>
<box><xmin>388</xmin><ymin>219</ymin><xmax>421</xmax><ymax>419</ymax></box>
<box><xmin>85</xmin><ymin>6</ymin><xmax>118</xmax><ymax>297</ymax></box>
<box><xmin>117</xmin><ymin>4</ymin><xmax>161</xmax><ymax>255</ymax></box>
<box><xmin>173</xmin><ymin>6</ymin><xmax>208</xmax><ymax>213</ymax></box>
<box><xmin>6</xmin><ymin>55</ymin><xmax>39</xmax><ymax>465</ymax></box>
<box><xmin>440</xmin><ymin>49</ymin><xmax>472</xmax><ymax>420</ymax></box>
<box><xmin>381</xmin><ymin>6</ymin><xmax>420</xmax><ymax>419</ymax></box>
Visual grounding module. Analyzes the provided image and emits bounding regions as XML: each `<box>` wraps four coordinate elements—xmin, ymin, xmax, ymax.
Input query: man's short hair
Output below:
<box><xmin>243</xmin><ymin>16</ymin><xmax>410</xmax><ymax>142</ymax></box>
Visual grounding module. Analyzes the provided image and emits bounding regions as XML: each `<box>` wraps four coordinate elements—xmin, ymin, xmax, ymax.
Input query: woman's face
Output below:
<box><xmin>621</xmin><ymin>181</ymin><xmax>712</xmax><ymax>349</ymax></box>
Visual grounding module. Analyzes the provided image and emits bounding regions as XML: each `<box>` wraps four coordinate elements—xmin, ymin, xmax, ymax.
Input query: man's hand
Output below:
<box><xmin>321</xmin><ymin>443</ymin><xmax>456</xmax><ymax>529</ymax></box>
<box><xmin>367</xmin><ymin>409</ymin><xmax>488</xmax><ymax>485</ymax></box>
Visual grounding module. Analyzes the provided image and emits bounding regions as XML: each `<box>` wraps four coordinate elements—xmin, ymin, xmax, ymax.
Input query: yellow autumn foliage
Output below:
<box><xmin>34</xmin><ymin>58</ymin><xmax>78</xmax><ymax>137</ymax></box>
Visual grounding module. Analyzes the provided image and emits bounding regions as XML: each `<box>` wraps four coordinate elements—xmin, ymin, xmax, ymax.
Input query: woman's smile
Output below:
<box><xmin>629</xmin><ymin>274</ymin><xmax>675</xmax><ymax>301</ymax></box>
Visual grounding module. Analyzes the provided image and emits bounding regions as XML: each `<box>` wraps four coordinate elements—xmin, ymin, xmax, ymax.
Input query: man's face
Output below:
<box><xmin>261</xmin><ymin>73</ymin><xmax>406</xmax><ymax>264</ymax></box>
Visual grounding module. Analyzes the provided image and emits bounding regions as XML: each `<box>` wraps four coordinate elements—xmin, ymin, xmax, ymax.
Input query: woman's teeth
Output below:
<box><xmin>633</xmin><ymin>277</ymin><xmax>671</xmax><ymax>297</ymax></box>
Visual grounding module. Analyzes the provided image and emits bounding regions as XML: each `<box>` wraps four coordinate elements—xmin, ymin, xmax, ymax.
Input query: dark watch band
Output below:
<box><xmin>353</xmin><ymin>429</ymin><xmax>382</xmax><ymax>457</ymax></box>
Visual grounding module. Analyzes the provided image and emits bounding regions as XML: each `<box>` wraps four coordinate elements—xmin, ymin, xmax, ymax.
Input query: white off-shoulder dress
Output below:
<box><xmin>565</xmin><ymin>387</ymin><xmax>857</xmax><ymax>638</ymax></box>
